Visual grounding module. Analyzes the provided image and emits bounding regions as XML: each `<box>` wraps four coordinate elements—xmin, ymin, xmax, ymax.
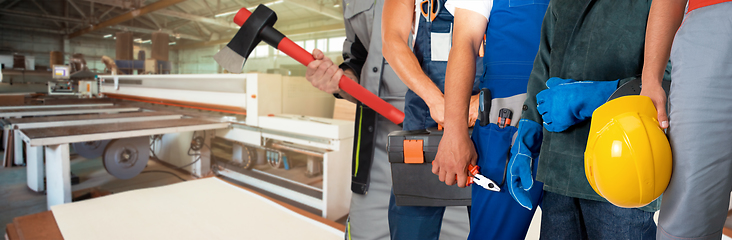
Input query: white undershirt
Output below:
<box><xmin>445</xmin><ymin>0</ymin><xmax>494</xmax><ymax>21</ymax></box>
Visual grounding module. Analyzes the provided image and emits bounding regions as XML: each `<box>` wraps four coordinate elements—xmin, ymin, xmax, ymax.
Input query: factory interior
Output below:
<box><xmin>1</xmin><ymin>0</ymin><xmax>356</xmax><ymax>239</ymax></box>
<box><xmin>3</xmin><ymin>0</ymin><xmax>732</xmax><ymax>240</ymax></box>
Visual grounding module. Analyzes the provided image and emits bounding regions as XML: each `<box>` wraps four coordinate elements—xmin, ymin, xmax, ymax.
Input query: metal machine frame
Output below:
<box><xmin>96</xmin><ymin>73</ymin><xmax>354</xmax><ymax>221</ymax></box>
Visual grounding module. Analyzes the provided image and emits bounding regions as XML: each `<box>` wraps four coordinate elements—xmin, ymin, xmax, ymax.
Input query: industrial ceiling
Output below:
<box><xmin>0</xmin><ymin>0</ymin><xmax>345</xmax><ymax>49</ymax></box>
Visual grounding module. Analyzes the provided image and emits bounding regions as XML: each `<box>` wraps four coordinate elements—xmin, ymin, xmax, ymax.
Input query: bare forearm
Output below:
<box><xmin>444</xmin><ymin>47</ymin><xmax>477</xmax><ymax>130</ymax></box>
<box><xmin>382</xmin><ymin>0</ymin><xmax>443</xmax><ymax>106</ymax></box>
<box><xmin>443</xmin><ymin>9</ymin><xmax>486</xmax><ymax>131</ymax></box>
<box><xmin>642</xmin><ymin>0</ymin><xmax>686</xmax><ymax>85</ymax></box>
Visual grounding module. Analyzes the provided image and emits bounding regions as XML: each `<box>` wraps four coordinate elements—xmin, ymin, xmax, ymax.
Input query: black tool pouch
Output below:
<box><xmin>351</xmin><ymin>103</ymin><xmax>378</xmax><ymax>194</ymax></box>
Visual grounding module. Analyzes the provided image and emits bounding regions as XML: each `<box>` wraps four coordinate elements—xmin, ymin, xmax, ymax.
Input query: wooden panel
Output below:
<box><xmin>13</xmin><ymin>211</ymin><xmax>64</xmax><ymax>240</ymax></box>
<box><xmin>5</xmin><ymin>111</ymin><xmax>178</xmax><ymax>124</ymax></box>
<box><xmin>7</xmin><ymin>177</ymin><xmax>343</xmax><ymax>240</ymax></box>
<box><xmin>151</xmin><ymin>32</ymin><xmax>169</xmax><ymax>61</ymax></box>
<box><xmin>50</xmin><ymin>51</ymin><xmax>64</xmax><ymax>66</ymax></box>
<box><xmin>115</xmin><ymin>32</ymin><xmax>133</xmax><ymax>60</ymax></box>
<box><xmin>104</xmin><ymin>93</ymin><xmax>247</xmax><ymax>115</ymax></box>
<box><xmin>0</xmin><ymin>95</ymin><xmax>24</xmax><ymax>106</ymax></box>
<box><xmin>21</xmin><ymin>118</ymin><xmax>220</xmax><ymax>139</ymax></box>
<box><xmin>332</xmin><ymin>99</ymin><xmax>356</xmax><ymax>122</ymax></box>
<box><xmin>6</xmin><ymin>223</ymin><xmax>20</xmax><ymax>240</ymax></box>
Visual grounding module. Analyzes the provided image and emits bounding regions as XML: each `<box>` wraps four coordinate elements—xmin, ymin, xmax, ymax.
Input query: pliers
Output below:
<box><xmin>467</xmin><ymin>164</ymin><xmax>500</xmax><ymax>192</ymax></box>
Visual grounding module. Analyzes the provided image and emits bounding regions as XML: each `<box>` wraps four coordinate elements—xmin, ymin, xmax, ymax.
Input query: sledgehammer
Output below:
<box><xmin>214</xmin><ymin>5</ymin><xmax>405</xmax><ymax>125</ymax></box>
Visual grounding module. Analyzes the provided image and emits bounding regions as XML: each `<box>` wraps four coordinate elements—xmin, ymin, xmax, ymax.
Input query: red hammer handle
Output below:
<box><xmin>234</xmin><ymin>8</ymin><xmax>405</xmax><ymax>125</ymax></box>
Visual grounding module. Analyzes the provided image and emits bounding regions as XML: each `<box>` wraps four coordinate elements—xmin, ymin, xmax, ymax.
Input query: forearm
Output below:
<box><xmin>382</xmin><ymin>0</ymin><xmax>443</xmax><ymax>106</ymax></box>
<box><xmin>642</xmin><ymin>0</ymin><xmax>686</xmax><ymax>86</ymax></box>
<box><xmin>443</xmin><ymin>8</ymin><xmax>485</xmax><ymax>131</ymax></box>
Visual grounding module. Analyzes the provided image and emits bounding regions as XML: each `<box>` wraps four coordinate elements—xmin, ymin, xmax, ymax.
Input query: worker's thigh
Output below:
<box><xmin>347</xmin><ymin>119</ymin><xmax>399</xmax><ymax>240</ymax></box>
<box><xmin>658</xmin><ymin>3</ymin><xmax>732</xmax><ymax>240</ymax></box>
<box><xmin>540</xmin><ymin>192</ymin><xmax>655</xmax><ymax>240</ymax></box>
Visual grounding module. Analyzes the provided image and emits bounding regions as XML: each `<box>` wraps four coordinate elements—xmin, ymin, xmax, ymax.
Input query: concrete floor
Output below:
<box><xmin>0</xmin><ymin>152</ymin><xmax>194</xmax><ymax>235</ymax></box>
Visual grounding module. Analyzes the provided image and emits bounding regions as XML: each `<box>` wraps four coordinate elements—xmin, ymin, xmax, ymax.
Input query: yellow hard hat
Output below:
<box><xmin>585</xmin><ymin>95</ymin><xmax>672</xmax><ymax>208</ymax></box>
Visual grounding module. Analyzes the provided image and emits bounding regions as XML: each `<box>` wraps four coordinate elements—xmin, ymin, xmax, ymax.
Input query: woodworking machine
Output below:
<box><xmin>96</xmin><ymin>73</ymin><xmax>354</xmax><ymax>220</ymax></box>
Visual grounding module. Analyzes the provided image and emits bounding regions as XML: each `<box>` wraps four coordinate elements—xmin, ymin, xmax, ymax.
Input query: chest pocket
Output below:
<box><xmin>429</xmin><ymin>1</ymin><xmax>453</xmax><ymax>62</ymax></box>
<box><xmin>344</xmin><ymin>0</ymin><xmax>376</xmax><ymax>39</ymax></box>
<box><xmin>509</xmin><ymin>0</ymin><xmax>550</xmax><ymax>7</ymax></box>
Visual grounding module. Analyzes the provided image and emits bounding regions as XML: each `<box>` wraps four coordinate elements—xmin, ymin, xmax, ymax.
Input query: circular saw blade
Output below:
<box><xmin>72</xmin><ymin>140</ymin><xmax>111</xmax><ymax>159</ymax></box>
<box><xmin>103</xmin><ymin>136</ymin><xmax>150</xmax><ymax>179</ymax></box>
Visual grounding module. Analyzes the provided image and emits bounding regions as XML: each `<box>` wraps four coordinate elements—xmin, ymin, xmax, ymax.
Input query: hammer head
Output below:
<box><xmin>214</xmin><ymin>5</ymin><xmax>278</xmax><ymax>73</ymax></box>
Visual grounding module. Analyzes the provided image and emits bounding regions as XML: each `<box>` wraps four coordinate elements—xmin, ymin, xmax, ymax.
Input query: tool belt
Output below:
<box><xmin>387</xmin><ymin>128</ymin><xmax>472</xmax><ymax>206</ymax></box>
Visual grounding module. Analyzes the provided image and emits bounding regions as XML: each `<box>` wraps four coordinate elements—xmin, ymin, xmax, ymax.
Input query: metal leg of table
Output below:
<box><xmin>2</xmin><ymin>128</ymin><xmax>7</xmax><ymax>151</ymax></box>
<box><xmin>45</xmin><ymin>144</ymin><xmax>71</xmax><ymax>209</ymax></box>
<box><xmin>27</xmin><ymin>145</ymin><xmax>45</xmax><ymax>192</ymax></box>
<box><xmin>14</xmin><ymin>130</ymin><xmax>24</xmax><ymax>166</ymax></box>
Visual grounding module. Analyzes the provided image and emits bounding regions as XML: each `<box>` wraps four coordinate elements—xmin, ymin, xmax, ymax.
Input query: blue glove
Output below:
<box><xmin>536</xmin><ymin>77</ymin><xmax>618</xmax><ymax>132</ymax></box>
<box><xmin>508</xmin><ymin>119</ymin><xmax>543</xmax><ymax>210</ymax></box>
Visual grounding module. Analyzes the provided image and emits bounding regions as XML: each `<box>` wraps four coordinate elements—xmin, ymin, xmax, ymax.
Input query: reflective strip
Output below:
<box><xmin>353</xmin><ymin>106</ymin><xmax>364</xmax><ymax>177</ymax></box>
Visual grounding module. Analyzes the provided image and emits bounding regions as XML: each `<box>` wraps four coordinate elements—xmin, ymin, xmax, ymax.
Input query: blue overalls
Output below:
<box><xmin>468</xmin><ymin>0</ymin><xmax>548</xmax><ymax>239</ymax></box>
<box><xmin>388</xmin><ymin>0</ymin><xmax>481</xmax><ymax>239</ymax></box>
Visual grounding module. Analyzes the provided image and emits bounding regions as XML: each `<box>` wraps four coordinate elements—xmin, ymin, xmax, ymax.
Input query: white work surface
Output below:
<box><xmin>18</xmin><ymin>118</ymin><xmax>230</xmax><ymax>209</ymax></box>
<box><xmin>4</xmin><ymin>111</ymin><xmax>184</xmax><ymax>193</ymax></box>
<box><xmin>50</xmin><ymin>177</ymin><xmax>344</xmax><ymax>240</ymax></box>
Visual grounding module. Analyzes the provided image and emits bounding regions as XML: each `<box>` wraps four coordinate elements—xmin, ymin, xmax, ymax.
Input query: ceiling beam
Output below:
<box><xmin>29</xmin><ymin>0</ymin><xmax>63</xmax><ymax>27</ymax></box>
<box><xmin>170</xmin><ymin>23</ymin><xmax>344</xmax><ymax>50</ymax></box>
<box><xmin>201</xmin><ymin>0</ymin><xmax>216</xmax><ymax>16</ymax></box>
<box><xmin>0</xmin><ymin>8</ymin><xmax>86</xmax><ymax>24</ymax></box>
<box><xmin>108</xmin><ymin>25</ymin><xmax>206</xmax><ymax>41</ymax></box>
<box><xmin>98</xmin><ymin>5</ymin><xmax>115</xmax><ymax>20</ymax></box>
<box><xmin>147</xmin><ymin>14</ymin><xmax>161</xmax><ymax>29</ymax></box>
<box><xmin>67</xmin><ymin>0</ymin><xmax>87</xmax><ymax>19</ymax></box>
<box><xmin>2</xmin><ymin>0</ymin><xmax>20</xmax><ymax>9</ymax></box>
<box><xmin>283</xmin><ymin>0</ymin><xmax>341</xmax><ymax>20</ymax></box>
<box><xmin>157</xmin><ymin>9</ymin><xmax>238</xmax><ymax>29</ymax></box>
<box><xmin>0</xmin><ymin>24</ymin><xmax>66</xmax><ymax>34</ymax></box>
<box><xmin>80</xmin><ymin>0</ymin><xmax>239</xmax><ymax>30</ymax></box>
<box><xmin>68</xmin><ymin>0</ymin><xmax>185</xmax><ymax>39</ymax></box>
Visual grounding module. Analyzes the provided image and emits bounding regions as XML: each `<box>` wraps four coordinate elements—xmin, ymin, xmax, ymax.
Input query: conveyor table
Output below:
<box><xmin>2</xmin><ymin>111</ymin><xmax>184</xmax><ymax>192</ymax></box>
<box><xmin>17</xmin><ymin>118</ymin><xmax>229</xmax><ymax>209</ymax></box>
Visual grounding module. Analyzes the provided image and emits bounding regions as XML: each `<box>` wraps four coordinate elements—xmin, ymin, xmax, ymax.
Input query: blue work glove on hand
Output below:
<box><xmin>536</xmin><ymin>77</ymin><xmax>618</xmax><ymax>132</ymax></box>
<box><xmin>508</xmin><ymin>119</ymin><xmax>543</xmax><ymax>210</ymax></box>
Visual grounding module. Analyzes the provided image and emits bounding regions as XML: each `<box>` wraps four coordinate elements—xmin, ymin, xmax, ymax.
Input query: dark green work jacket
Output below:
<box><xmin>522</xmin><ymin>0</ymin><xmax>671</xmax><ymax>212</ymax></box>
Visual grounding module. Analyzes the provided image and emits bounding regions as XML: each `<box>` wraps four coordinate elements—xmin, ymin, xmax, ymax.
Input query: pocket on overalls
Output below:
<box><xmin>471</xmin><ymin>121</ymin><xmax>518</xmax><ymax>192</ymax></box>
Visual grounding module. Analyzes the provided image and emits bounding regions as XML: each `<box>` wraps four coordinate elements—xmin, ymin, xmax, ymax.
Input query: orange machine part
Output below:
<box><xmin>403</xmin><ymin>139</ymin><xmax>424</xmax><ymax>164</ymax></box>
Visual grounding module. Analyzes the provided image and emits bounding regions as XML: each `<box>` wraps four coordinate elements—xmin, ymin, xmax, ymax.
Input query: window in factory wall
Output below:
<box><xmin>254</xmin><ymin>45</ymin><xmax>269</xmax><ymax>58</ymax></box>
<box><xmin>329</xmin><ymin>36</ymin><xmax>346</xmax><ymax>52</ymax></box>
<box><xmin>304</xmin><ymin>40</ymin><xmax>315</xmax><ymax>54</ymax></box>
<box><xmin>317</xmin><ymin>39</ymin><xmax>328</xmax><ymax>53</ymax></box>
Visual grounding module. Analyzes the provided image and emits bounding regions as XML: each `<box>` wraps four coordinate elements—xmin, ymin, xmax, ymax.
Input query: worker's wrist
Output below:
<box><xmin>641</xmin><ymin>75</ymin><xmax>663</xmax><ymax>87</ymax></box>
<box><xmin>443</xmin><ymin>119</ymin><xmax>469</xmax><ymax>131</ymax></box>
<box><xmin>423</xmin><ymin>91</ymin><xmax>444</xmax><ymax>108</ymax></box>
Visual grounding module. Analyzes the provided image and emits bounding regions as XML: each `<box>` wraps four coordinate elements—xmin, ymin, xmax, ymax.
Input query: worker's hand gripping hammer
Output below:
<box><xmin>214</xmin><ymin>5</ymin><xmax>405</xmax><ymax>125</ymax></box>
